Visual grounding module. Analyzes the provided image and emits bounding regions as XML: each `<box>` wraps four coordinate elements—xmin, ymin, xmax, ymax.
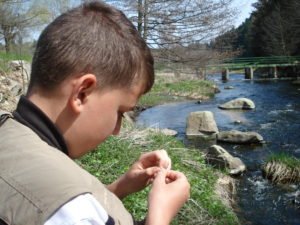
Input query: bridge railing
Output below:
<box><xmin>206</xmin><ymin>56</ymin><xmax>300</xmax><ymax>69</ymax></box>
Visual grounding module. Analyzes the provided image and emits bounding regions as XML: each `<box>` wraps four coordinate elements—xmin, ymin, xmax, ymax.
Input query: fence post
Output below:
<box><xmin>222</xmin><ymin>68</ymin><xmax>229</xmax><ymax>81</ymax></box>
<box><xmin>245</xmin><ymin>67</ymin><xmax>253</xmax><ymax>79</ymax></box>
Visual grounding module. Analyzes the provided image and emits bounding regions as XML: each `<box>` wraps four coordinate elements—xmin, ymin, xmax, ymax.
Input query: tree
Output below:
<box><xmin>0</xmin><ymin>0</ymin><xmax>48</xmax><ymax>53</ymax></box>
<box><xmin>108</xmin><ymin>0</ymin><xmax>237</xmax><ymax>73</ymax></box>
<box><xmin>251</xmin><ymin>0</ymin><xmax>300</xmax><ymax>56</ymax></box>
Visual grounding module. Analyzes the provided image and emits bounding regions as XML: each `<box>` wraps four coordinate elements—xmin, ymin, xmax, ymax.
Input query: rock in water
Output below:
<box><xmin>206</xmin><ymin>145</ymin><xmax>246</xmax><ymax>175</ymax></box>
<box><xmin>219</xmin><ymin>97</ymin><xmax>255</xmax><ymax>110</ymax></box>
<box><xmin>217</xmin><ymin>130</ymin><xmax>264</xmax><ymax>144</ymax></box>
<box><xmin>186</xmin><ymin>111</ymin><xmax>219</xmax><ymax>137</ymax></box>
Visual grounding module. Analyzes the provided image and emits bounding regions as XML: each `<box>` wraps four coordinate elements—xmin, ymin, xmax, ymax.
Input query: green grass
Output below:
<box><xmin>267</xmin><ymin>153</ymin><xmax>300</xmax><ymax>169</ymax></box>
<box><xmin>0</xmin><ymin>51</ymin><xmax>32</xmax><ymax>73</ymax></box>
<box><xmin>139</xmin><ymin>77</ymin><xmax>216</xmax><ymax>107</ymax></box>
<box><xmin>78</xmin><ymin>126</ymin><xmax>239</xmax><ymax>225</ymax></box>
<box><xmin>0</xmin><ymin>51</ymin><xmax>32</xmax><ymax>62</ymax></box>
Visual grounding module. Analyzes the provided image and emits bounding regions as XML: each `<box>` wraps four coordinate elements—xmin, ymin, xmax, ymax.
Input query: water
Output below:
<box><xmin>137</xmin><ymin>74</ymin><xmax>300</xmax><ymax>225</ymax></box>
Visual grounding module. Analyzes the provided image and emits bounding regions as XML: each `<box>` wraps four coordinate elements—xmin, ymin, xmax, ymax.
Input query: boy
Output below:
<box><xmin>0</xmin><ymin>1</ymin><xmax>190</xmax><ymax>225</ymax></box>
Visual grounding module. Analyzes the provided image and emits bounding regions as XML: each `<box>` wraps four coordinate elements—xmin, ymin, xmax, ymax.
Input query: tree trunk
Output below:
<box><xmin>142</xmin><ymin>0</ymin><xmax>148</xmax><ymax>41</ymax></box>
<box><xmin>137</xmin><ymin>0</ymin><xmax>143</xmax><ymax>35</ymax></box>
<box><xmin>4</xmin><ymin>33</ymin><xmax>12</xmax><ymax>53</ymax></box>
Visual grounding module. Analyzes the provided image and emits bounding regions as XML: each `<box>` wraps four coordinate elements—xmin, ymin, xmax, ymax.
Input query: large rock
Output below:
<box><xmin>147</xmin><ymin>128</ymin><xmax>178</xmax><ymax>136</ymax></box>
<box><xmin>217</xmin><ymin>130</ymin><xmax>264</xmax><ymax>144</ymax></box>
<box><xmin>9</xmin><ymin>60</ymin><xmax>31</xmax><ymax>77</ymax></box>
<box><xmin>215</xmin><ymin>174</ymin><xmax>236</xmax><ymax>208</ymax></box>
<box><xmin>186</xmin><ymin>111</ymin><xmax>219</xmax><ymax>137</ymax></box>
<box><xmin>206</xmin><ymin>145</ymin><xmax>246</xmax><ymax>175</ymax></box>
<box><xmin>218</xmin><ymin>97</ymin><xmax>255</xmax><ymax>110</ymax></box>
<box><xmin>0</xmin><ymin>60</ymin><xmax>31</xmax><ymax>112</ymax></box>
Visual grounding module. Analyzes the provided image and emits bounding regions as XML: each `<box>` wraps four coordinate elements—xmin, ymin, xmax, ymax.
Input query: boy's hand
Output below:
<box><xmin>146</xmin><ymin>169</ymin><xmax>190</xmax><ymax>225</ymax></box>
<box><xmin>107</xmin><ymin>150</ymin><xmax>171</xmax><ymax>199</ymax></box>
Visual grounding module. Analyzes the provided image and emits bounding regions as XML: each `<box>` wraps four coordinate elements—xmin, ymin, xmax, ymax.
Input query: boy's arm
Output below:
<box><xmin>145</xmin><ymin>169</ymin><xmax>190</xmax><ymax>225</ymax></box>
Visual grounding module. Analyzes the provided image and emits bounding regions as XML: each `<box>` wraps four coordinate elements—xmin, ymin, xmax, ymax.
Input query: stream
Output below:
<box><xmin>137</xmin><ymin>74</ymin><xmax>300</xmax><ymax>225</ymax></box>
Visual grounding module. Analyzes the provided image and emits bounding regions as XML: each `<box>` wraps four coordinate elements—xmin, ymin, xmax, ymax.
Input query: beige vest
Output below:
<box><xmin>0</xmin><ymin>112</ymin><xmax>133</xmax><ymax>225</ymax></box>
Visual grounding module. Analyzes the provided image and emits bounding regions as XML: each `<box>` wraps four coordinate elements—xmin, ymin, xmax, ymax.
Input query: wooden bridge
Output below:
<box><xmin>205</xmin><ymin>56</ymin><xmax>300</xmax><ymax>80</ymax></box>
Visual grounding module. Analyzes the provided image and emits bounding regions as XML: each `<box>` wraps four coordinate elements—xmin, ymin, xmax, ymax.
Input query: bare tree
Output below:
<box><xmin>107</xmin><ymin>0</ymin><xmax>237</xmax><ymax>75</ymax></box>
<box><xmin>0</xmin><ymin>0</ymin><xmax>48</xmax><ymax>53</ymax></box>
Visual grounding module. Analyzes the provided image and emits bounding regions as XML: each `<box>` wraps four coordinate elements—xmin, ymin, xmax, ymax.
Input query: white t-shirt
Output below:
<box><xmin>44</xmin><ymin>193</ymin><xmax>113</xmax><ymax>225</ymax></box>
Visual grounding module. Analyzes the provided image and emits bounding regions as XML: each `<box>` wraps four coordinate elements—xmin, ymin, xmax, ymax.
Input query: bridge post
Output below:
<box><xmin>222</xmin><ymin>68</ymin><xmax>229</xmax><ymax>81</ymax></box>
<box><xmin>270</xmin><ymin>66</ymin><xmax>278</xmax><ymax>78</ymax></box>
<box><xmin>245</xmin><ymin>67</ymin><xmax>253</xmax><ymax>79</ymax></box>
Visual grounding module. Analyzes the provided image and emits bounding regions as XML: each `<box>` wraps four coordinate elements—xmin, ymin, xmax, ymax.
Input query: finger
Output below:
<box><xmin>146</xmin><ymin>178</ymin><xmax>154</xmax><ymax>186</ymax></box>
<box><xmin>158</xmin><ymin>150</ymin><xmax>172</xmax><ymax>170</ymax></box>
<box><xmin>152</xmin><ymin>168</ymin><xmax>167</xmax><ymax>185</ymax></box>
<box><xmin>144</xmin><ymin>167</ymin><xmax>161</xmax><ymax>177</ymax></box>
<box><xmin>166</xmin><ymin>170</ymin><xmax>185</xmax><ymax>182</ymax></box>
<box><xmin>166</xmin><ymin>156</ymin><xmax>172</xmax><ymax>170</ymax></box>
<box><xmin>139</xmin><ymin>150</ymin><xmax>169</xmax><ymax>168</ymax></box>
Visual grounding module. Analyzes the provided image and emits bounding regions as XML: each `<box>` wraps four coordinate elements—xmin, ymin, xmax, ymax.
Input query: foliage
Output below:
<box><xmin>222</xmin><ymin>0</ymin><xmax>300</xmax><ymax>57</ymax></box>
<box><xmin>78</xmin><ymin>126</ymin><xmax>239</xmax><ymax>225</ymax></box>
<box><xmin>250</xmin><ymin>0</ymin><xmax>300</xmax><ymax>56</ymax></box>
<box><xmin>0</xmin><ymin>0</ymin><xmax>49</xmax><ymax>53</ymax></box>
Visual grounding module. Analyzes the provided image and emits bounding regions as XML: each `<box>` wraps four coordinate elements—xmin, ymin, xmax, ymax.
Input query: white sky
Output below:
<box><xmin>233</xmin><ymin>0</ymin><xmax>257</xmax><ymax>27</ymax></box>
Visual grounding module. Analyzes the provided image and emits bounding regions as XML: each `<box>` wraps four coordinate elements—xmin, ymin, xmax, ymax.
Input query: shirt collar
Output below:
<box><xmin>13</xmin><ymin>95</ymin><xmax>69</xmax><ymax>155</ymax></box>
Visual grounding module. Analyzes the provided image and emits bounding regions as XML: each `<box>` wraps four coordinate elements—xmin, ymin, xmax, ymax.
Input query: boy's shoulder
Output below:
<box><xmin>0</xmin><ymin>110</ymin><xmax>12</xmax><ymax>126</ymax></box>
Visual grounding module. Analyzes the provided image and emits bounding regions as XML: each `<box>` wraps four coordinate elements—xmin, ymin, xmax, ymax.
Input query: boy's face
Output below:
<box><xmin>68</xmin><ymin>81</ymin><xmax>144</xmax><ymax>158</ymax></box>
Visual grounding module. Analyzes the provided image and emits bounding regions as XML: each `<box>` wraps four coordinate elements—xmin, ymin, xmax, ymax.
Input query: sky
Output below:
<box><xmin>233</xmin><ymin>0</ymin><xmax>258</xmax><ymax>27</ymax></box>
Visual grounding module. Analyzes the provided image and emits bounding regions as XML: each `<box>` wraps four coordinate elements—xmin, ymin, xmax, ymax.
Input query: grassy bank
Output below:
<box><xmin>78</xmin><ymin>125</ymin><xmax>239</xmax><ymax>225</ymax></box>
<box><xmin>263</xmin><ymin>153</ymin><xmax>300</xmax><ymax>184</ymax></box>
<box><xmin>0</xmin><ymin>51</ymin><xmax>32</xmax><ymax>73</ymax></box>
<box><xmin>139</xmin><ymin>75</ymin><xmax>217</xmax><ymax>107</ymax></box>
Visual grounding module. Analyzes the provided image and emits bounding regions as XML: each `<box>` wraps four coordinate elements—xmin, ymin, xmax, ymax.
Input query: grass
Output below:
<box><xmin>0</xmin><ymin>51</ymin><xmax>32</xmax><ymax>73</ymax></box>
<box><xmin>78</xmin><ymin>125</ymin><xmax>239</xmax><ymax>225</ymax></box>
<box><xmin>267</xmin><ymin>153</ymin><xmax>300</xmax><ymax>169</ymax></box>
<box><xmin>139</xmin><ymin>76</ymin><xmax>216</xmax><ymax>107</ymax></box>
<box><xmin>263</xmin><ymin>153</ymin><xmax>300</xmax><ymax>184</ymax></box>
<box><xmin>0</xmin><ymin>51</ymin><xmax>32</xmax><ymax>61</ymax></box>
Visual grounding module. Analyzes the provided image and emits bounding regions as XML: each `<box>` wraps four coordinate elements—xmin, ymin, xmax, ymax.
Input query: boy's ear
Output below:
<box><xmin>69</xmin><ymin>74</ymin><xmax>97</xmax><ymax>114</ymax></box>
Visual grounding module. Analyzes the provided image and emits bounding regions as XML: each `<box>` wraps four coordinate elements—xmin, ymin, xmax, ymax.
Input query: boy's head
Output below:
<box><xmin>28</xmin><ymin>0</ymin><xmax>154</xmax><ymax>94</ymax></box>
<box><xmin>27</xmin><ymin>1</ymin><xmax>154</xmax><ymax>158</ymax></box>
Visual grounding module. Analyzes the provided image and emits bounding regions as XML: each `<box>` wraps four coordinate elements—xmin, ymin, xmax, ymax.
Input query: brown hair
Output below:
<box><xmin>28</xmin><ymin>1</ymin><xmax>154</xmax><ymax>93</ymax></box>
